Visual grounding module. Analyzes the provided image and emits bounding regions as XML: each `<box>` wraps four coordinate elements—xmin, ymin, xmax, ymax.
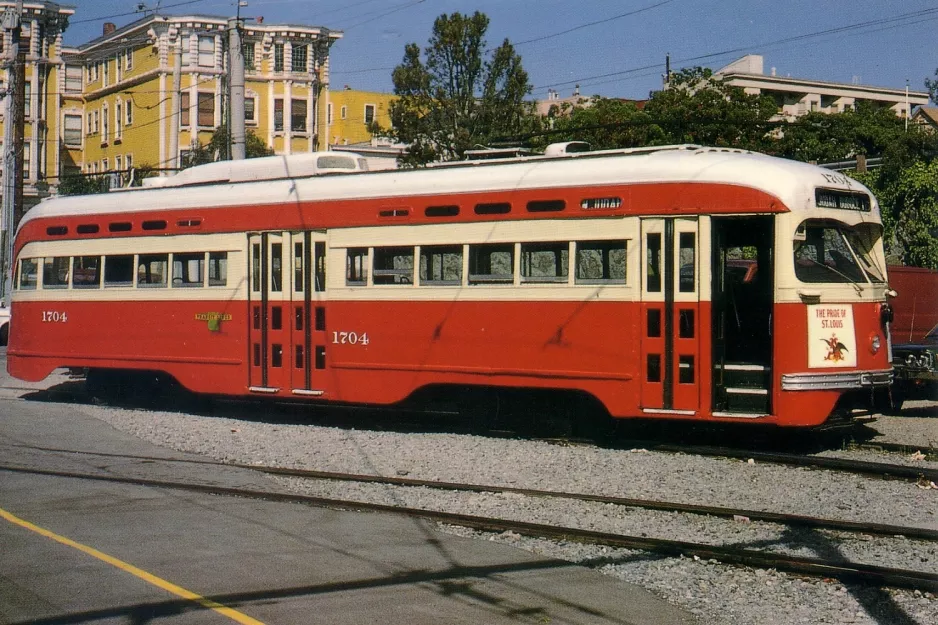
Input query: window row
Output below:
<box><xmin>345</xmin><ymin>241</ymin><xmax>628</xmax><ymax>287</ymax></box>
<box><xmin>82</xmin><ymin>100</ymin><xmax>133</xmax><ymax>141</ymax></box>
<box><xmin>16</xmin><ymin>252</ymin><xmax>229</xmax><ymax>291</ymax></box>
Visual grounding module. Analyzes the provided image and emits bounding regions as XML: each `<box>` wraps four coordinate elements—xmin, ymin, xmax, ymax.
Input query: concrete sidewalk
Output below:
<box><xmin>0</xmin><ymin>389</ymin><xmax>696</xmax><ymax>625</ymax></box>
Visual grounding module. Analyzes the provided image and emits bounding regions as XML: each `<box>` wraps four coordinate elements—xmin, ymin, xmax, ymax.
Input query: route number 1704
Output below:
<box><xmin>332</xmin><ymin>331</ymin><xmax>369</xmax><ymax>345</ymax></box>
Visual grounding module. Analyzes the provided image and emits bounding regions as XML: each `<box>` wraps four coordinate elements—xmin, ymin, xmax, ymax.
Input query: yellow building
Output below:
<box><xmin>324</xmin><ymin>87</ymin><xmax>396</xmax><ymax>147</ymax></box>
<box><xmin>0</xmin><ymin>0</ymin><xmax>74</xmax><ymax>211</ymax></box>
<box><xmin>59</xmin><ymin>12</ymin><xmax>342</xmax><ymax>180</ymax></box>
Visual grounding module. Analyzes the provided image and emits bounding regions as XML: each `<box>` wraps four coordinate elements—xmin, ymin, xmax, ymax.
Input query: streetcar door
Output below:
<box><xmin>289</xmin><ymin>231</ymin><xmax>328</xmax><ymax>397</ymax></box>
<box><xmin>639</xmin><ymin>217</ymin><xmax>702</xmax><ymax>414</ymax></box>
<box><xmin>247</xmin><ymin>233</ymin><xmax>289</xmax><ymax>393</ymax></box>
<box><xmin>711</xmin><ymin>217</ymin><xmax>774</xmax><ymax>415</ymax></box>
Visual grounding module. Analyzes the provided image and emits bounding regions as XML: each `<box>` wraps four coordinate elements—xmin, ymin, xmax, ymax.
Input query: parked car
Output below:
<box><xmin>891</xmin><ymin>325</ymin><xmax>938</xmax><ymax>408</ymax></box>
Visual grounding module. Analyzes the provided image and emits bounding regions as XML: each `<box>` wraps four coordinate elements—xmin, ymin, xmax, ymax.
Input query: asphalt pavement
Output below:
<box><xmin>0</xmin><ymin>361</ymin><xmax>695</xmax><ymax>625</ymax></box>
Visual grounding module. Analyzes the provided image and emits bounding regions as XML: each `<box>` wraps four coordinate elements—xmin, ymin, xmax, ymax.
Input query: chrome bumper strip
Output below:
<box><xmin>781</xmin><ymin>369</ymin><xmax>893</xmax><ymax>391</ymax></box>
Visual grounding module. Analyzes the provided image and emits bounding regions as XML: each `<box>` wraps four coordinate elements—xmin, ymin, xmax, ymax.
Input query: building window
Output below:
<box><xmin>102</xmin><ymin>59</ymin><xmax>109</xmax><ymax>86</ymax></box>
<box><xmin>364</xmin><ymin>104</ymin><xmax>375</xmax><ymax>125</ymax></box>
<box><xmin>115</xmin><ymin>100</ymin><xmax>122</xmax><ymax>140</ymax></box>
<box><xmin>340</xmin><ymin>105</ymin><xmax>347</xmax><ymax>120</ymax></box>
<box><xmin>102</xmin><ymin>158</ymin><xmax>108</xmax><ymax>171</ymax></box>
<box><xmin>243</xmin><ymin>43</ymin><xmax>255</xmax><ymax>70</ymax></box>
<box><xmin>101</xmin><ymin>104</ymin><xmax>109</xmax><ymax>141</ymax></box>
<box><xmin>22</xmin><ymin>141</ymin><xmax>30</xmax><ymax>178</ymax></box>
<box><xmin>88</xmin><ymin>62</ymin><xmax>97</xmax><ymax>82</ymax></box>
<box><xmin>125</xmin><ymin>47</ymin><xmax>133</xmax><ymax>70</ymax></box>
<box><xmin>291</xmin><ymin>44</ymin><xmax>307</xmax><ymax>72</ymax></box>
<box><xmin>198</xmin><ymin>36</ymin><xmax>214</xmax><ymax>67</ymax></box>
<box><xmin>245</xmin><ymin>97</ymin><xmax>256</xmax><ymax>123</ymax></box>
<box><xmin>125</xmin><ymin>153</ymin><xmax>133</xmax><ymax>171</ymax></box>
<box><xmin>115</xmin><ymin>154</ymin><xmax>122</xmax><ymax>172</ymax></box>
<box><xmin>23</xmin><ymin>82</ymin><xmax>30</xmax><ymax>118</ymax></box>
<box><xmin>180</xmin><ymin>92</ymin><xmax>190</xmax><ymax>127</ymax></box>
<box><xmin>327</xmin><ymin>102</ymin><xmax>333</xmax><ymax>125</ymax></box>
<box><xmin>274</xmin><ymin>42</ymin><xmax>284</xmax><ymax>72</ymax></box>
<box><xmin>197</xmin><ymin>92</ymin><xmax>214</xmax><ymax>127</ymax></box>
<box><xmin>64</xmin><ymin>66</ymin><xmax>82</xmax><ymax>94</ymax></box>
<box><xmin>87</xmin><ymin>112</ymin><xmax>93</xmax><ymax>134</ymax></box>
<box><xmin>291</xmin><ymin>99</ymin><xmax>307</xmax><ymax>132</ymax></box>
<box><xmin>274</xmin><ymin>98</ymin><xmax>284</xmax><ymax>131</ymax></box>
<box><xmin>125</xmin><ymin>100</ymin><xmax>133</xmax><ymax>125</ymax></box>
<box><xmin>63</xmin><ymin>114</ymin><xmax>82</xmax><ymax>147</ymax></box>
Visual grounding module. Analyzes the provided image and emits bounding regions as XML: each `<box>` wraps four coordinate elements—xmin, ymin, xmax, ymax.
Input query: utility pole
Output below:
<box><xmin>168</xmin><ymin>36</ymin><xmax>181</xmax><ymax>171</ymax></box>
<box><xmin>0</xmin><ymin>0</ymin><xmax>23</xmax><ymax>304</ymax></box>
<box><xmin>227</xmin><ymin>2</ymin><xmax>247</xmax><ymax>160</ymax></box>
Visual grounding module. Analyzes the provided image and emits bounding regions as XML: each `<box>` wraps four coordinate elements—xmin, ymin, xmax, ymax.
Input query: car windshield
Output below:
<box><xmin>793</xmin><ymin>222</ymin><xmax>879</xmax><ymax>284</ymax></box>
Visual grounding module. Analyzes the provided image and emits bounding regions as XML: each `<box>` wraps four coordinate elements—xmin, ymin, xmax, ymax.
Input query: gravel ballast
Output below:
<box><xmin>70</xmin><ymin>399</ymin><xmax>938</xmax><ymax>625</ymax></box>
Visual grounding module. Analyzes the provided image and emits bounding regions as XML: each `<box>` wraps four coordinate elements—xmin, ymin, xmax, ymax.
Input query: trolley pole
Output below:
<box><xmin>0</xmin><ymin>0</ymin><xmax>23</xmax><ymax>304</ymax></box>
<box><xmin>228</xmin><ymin>15</ymin><xmax>246</xmax><ymax>160</ymax></box>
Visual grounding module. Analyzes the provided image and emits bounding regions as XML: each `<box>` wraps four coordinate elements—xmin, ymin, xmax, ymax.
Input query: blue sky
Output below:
<box><xmin>61</xmin><ymin>1</ymin><xmax>937</xmax><ymax>101</ymax></box>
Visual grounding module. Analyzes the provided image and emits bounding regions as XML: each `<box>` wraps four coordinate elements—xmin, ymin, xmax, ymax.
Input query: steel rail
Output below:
<box><xmin>1</xmin><ymin>463</ymin><xmax>935</xmax><ymax>592</ymax></box>
<box><xmin>9</xmin><ymin>443</ymin><xmax>938</xmax><ymax>541</ymax></box>
<box><xmin>615</xmin><ymin>442</ymin><xmax>938</xmax><ymax>482</ymax></box>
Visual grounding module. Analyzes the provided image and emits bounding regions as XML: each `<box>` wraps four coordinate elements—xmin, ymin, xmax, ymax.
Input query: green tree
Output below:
<box><xmin>184</xmin><ymin>123</ymin><xmax>274</xmax><ymax>168</ymax></box>
<box><xmin>856</xmin><ymin>162</ymin><xmax>938</xmax><ymax>269</ymax></box>
<box><xmin>642</xmin><ymin>68</ymin><xmax>777</xmax><ymax>150</ymax></box>
<box><xmin>387</xmin><ymin>12</ymin><xmax>537</xmax><ymax>166</ymax></box>
<box><xmin>58</xmin><ymin>173</ymin><xmax>110</xmax><ymax>196</ymax></box>
<box><xmin>533</xmin><ymin>96</ymin><xmax>665</xmax><ymax>151</ymax></box>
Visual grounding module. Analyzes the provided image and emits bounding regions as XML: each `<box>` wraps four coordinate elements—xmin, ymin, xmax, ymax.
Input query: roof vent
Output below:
<box><xmin>544</xmin><ymin>141</ymin><xmax>591</xmax><ymax>157</ymax></box>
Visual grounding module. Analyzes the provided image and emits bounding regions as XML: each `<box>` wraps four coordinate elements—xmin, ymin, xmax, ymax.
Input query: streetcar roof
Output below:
<box><xmin>22</xmin><ymin>146</ymin><xmax>878</xmax><ymax>228</ymax></box>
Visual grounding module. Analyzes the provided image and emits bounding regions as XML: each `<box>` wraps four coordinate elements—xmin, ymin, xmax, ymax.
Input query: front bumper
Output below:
<box><xmin>780</xmin><ymin>368</ymin><xmax>893</xmax><ymax>391</ymax></box>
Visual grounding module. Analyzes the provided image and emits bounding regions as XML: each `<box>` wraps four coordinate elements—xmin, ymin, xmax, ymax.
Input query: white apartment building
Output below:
<box><xmin>714</xmin><ymin>55</ymin><xmax>928</xmax><ymax>120</ymax></box>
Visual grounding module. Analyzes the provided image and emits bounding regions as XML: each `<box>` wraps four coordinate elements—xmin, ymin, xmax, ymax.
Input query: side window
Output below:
<box><xmin>173</xmin><ymin>252</ymin><xmax>205</xmax><ymax>287</ymax></box>
<box><xmin>346</xmin><ymin>248</ymin><xmax>367</xmax><ymax>286</ymax></box>
<box><xmin>18</xmin><ymin>258</ymin><xmax>38</xmax><ymax>290</ymax></box>
<box><xmin>576</xmin><ymin>240</ymin><xmax>627</xmax><ymax>284</ymax></box>
<box><xmin>520</xmin><ymin>242</ymin><xmax>568</xmax><ymax>283</ymax></box>
<box><xmin>104</xmin><ymin>255</ymin><xmax>134</xmax><ymax>287</ymax></box>
<box><xmin>42</xmin><ymin>257</ymin><xmax>70</xmax><ymax>289</ymax></box>
<box><xmin>73</xmin><ymin>256</ymin><xmax>101</xmax><ymax>288</ymax></box>
<box><xmin>419</xmin><ymin>245</ymin><xmax>462</xmax><ymax>285</ymax></box>
<box><xmin>137</xmin><ymin>253</ymin><xmax>168</xmax><ymax>287</ymax></box>
<box><xmin>209</xmin><ymin>252</ymin><xmax>228</xmax><ymax>286</ymax></box>
<box><xmin>468</xmin><ymin>243</ymin><xmax>514</xmax><ymax>285</ymax></box>
<box><xmin>373</xmin><ymin>246</ymin><xmax>414</xmax><ymax>285</ymax></box>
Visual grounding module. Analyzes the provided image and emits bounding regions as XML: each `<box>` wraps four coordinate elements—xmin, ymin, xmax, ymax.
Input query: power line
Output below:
<box><xmin>340</xmin><ymin>0</ymin><xmax>426</xmax><ymax>31</ymax></box>
<box><xmin>534</xmin><ymin>8</ymin><xmax>938</xmax><ymax>93</ymax></box>
<box><xmin>70</xmin><ymin>0</ymin><xmax>211</xmax><ymax>26</ymax></box>
<box><xmin>512</xmin><ymin>0</ymin><xmax>675</xmax><ymax>47</ymax></box>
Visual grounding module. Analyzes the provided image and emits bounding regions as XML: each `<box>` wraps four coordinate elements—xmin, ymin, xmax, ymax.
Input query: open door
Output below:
<box><xmin>711</xmin><ymin>216</ymin><xmax>774</xmax><ymax>415</ymax></box>
<box><xmin>640</xmin><ymin>217</ymin><xmax>702</xmax><ymax>415</ymax></box>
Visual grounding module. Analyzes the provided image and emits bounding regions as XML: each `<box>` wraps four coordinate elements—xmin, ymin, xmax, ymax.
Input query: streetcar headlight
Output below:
<box><xmin>870</xmin><ymin>334</ymin><xmax>881</xmax><ymax>354</ymax></box>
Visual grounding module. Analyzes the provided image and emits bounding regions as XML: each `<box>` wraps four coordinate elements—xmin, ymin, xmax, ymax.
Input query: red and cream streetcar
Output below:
<box><xmin>7</xmin><ymin>144</ymin><xmax>893</xmax><ymax>427</ymax></box>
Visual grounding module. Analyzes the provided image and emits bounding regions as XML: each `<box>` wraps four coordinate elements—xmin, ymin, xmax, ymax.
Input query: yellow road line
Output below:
<box><xmin>0</xmin><ymin>506</ymin><xmax>266</xmax><ymax>625</ymax></box>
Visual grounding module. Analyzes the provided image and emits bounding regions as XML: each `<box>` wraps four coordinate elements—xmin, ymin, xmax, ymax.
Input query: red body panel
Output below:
<box><xmin>773</xmin><ymin>302</ymin><xmax>890</xmax><ymax>426</ymax></box>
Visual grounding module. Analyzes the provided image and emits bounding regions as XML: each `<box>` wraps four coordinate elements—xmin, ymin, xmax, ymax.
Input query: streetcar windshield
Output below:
<box><xmin>793</xmin><ymin>221</ymin><xmax>883</xmax><ymax>284</ymax></box>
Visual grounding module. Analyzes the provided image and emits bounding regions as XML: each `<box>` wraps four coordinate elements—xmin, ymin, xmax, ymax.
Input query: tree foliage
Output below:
<box><xmin>184</xmin><ymin>123</ymin><xmax>274</xmax><ymax>168</ymax></box>
<box><xmin>58</xmin><ymin>174</ymin><xmax>111</xmax><ymax>196</ymax></box>
<box><xmin>642</xmin><ymin>68</ymin><xmax>778</xmax><ymax>150</ymax></box>
<box><xmin>386</xmin><ymin>12</ymin><xmax>537</xmax><ymax>166</ymax></box>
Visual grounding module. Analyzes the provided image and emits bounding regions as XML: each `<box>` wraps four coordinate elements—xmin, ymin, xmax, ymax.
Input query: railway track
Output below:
<box><xmin>12</xmin><ymin>441</ymin><xmax>938</xmax><ymax>523</ymax></box>
<box><xmin>1</xmin><ymin>460</ymin><xmax>935</xmax><ymax>593</ymax></box>
<box><xmin>6</xmin><ymin>381</ymin><xmax>938</xmax><ymax>482</ymax></box>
